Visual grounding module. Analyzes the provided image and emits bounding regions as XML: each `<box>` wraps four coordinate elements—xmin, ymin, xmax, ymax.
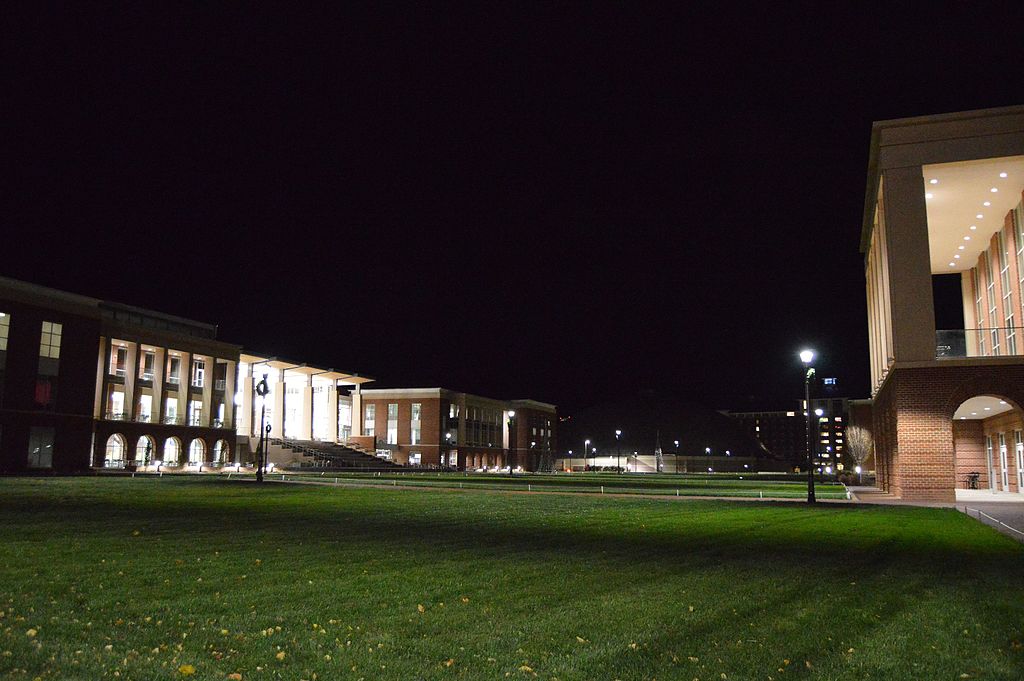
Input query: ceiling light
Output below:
<box><xmin>954</xmin><ymin>255</ymin><xmax>960</xmax><ymax>259</ymax></box>
<box><xmin>999</xmin><ymin>172</ymin><xmax>1008</xmax><ymax>178</ymax></box>
<box><xmin>971</xmin><ymin>412</ymin><xmax>977</xmax><ymax>415</ymax></box>
<box><xmin>1000</xmin><ymin>400</ymin><xmax>1007</xmax><ymax>405</ymax></box>
<box><xmin>970</xmin><ymin>225</ymin><xmax>977</xmax><ymax>230</ymax></box>
<box><xmin>960</xmin><ymin>416</ymin><xmax>967</xmax><ymax>420</ymax></box>
<box><xmin>983</xmin><ymin>201</ymin><xmax>991</xmax><ymax>206</ymax></box>
<box><xmin>965</xmin><ymin>236</ymin><xmax>971</xmax><ymax>240</ymax></box>
<box><xmin>930</xmin><ymin>178</ymin><xmax>938</xmax><ymax>184</ymax></box>
<box><xmin>991</xmin><ymin>187</ymin><xmax>998</xmax><ymax>192</ymax></box>
<box><xmin>977</xmin><ymin>214</ymin><xmax>984</xmax><ymax>219</ymax></box>
<box><xmin>984</xmin><ymin>407</ymin><xmax>991</xmax><ymax>411</ymax></box>
<box><xmin>958</xmin><ymin>245</ymin><xmax>965</xmax><ymax>250</ymax></box>
<box><xmin>925</xmin><ymin>193</ymin><xmax>934</xmax><ymax>199</ymax></box>
<box><xmin>949</xmin><ymin>262</ymin><xmax>956</xmax><ymax>267</ymax></box>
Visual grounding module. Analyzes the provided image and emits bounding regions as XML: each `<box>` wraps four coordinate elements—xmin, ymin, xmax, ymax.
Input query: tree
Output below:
<box><xmin>845</xmin><ymin>425</ymin><xmax>872</xmax><ymax>479</ymax></box>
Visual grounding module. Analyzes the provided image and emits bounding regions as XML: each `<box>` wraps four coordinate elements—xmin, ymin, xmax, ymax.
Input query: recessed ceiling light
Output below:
<box><xmin>949</xmin><ymin>262</ymin><xmax>956</xmax><ymax>267</ymax></box>
<box><xmin>930</xmin><ymin>178</ymin><xmax>938</xmax><ymax>184</ymax></box>
<box><xmin>991</xmin><ymin>187</ymin><xmax>998</xmax><ymax>192</ymax></box>
<box><xmin>970</xmin><ymin>225</ymin><xmax>977</xmax><ymax>230</ymax></box>
<box><xmin>926</xmin><ymin>193</ymin><xmax>934</xmax><ymax>199</ymax></box>
<box><xmin>1000</xmin><ymin>400</ymin><xmax>1007</xmax><ymax>405</ymax></box>
<box><xmin>960</xmin><ymin>416</ymin><xmax>967</xmax><ymax>420</ymax></box>
<box><xmin>971</xmin><ymin>412</ymin><xmax>977</xmax><ymax>415</ymax></box>
<box><xmin>954</xmin><ymin>255</ymin><xmax>960</xmax><ymax>259</ymax></box>
<box><xmin>965</xmin><ymin>236</ymin><xmax>971</xmax><ymax>241</ymax></box>
<box><xmin>958</xmin><ymin>245</ymin><xmax>965</xmax><ymax>250</ymax></box>
<box><xmin>976</xmin><ymin>214</ymin><xmax>984</xmax><ymax>219</ymax></box>
<box><xmin>999</xmin><ymin>172</ymin><xmax>1008</xmax><ymax>178</ymax></box>
<box><xmin>984</xmin><ymin>407</ymin><xmax>991</xmax><ymax>411</ymax></box>
<box><xmin>983</xmin><ymin>201</ymin><xmax>991</xmax><ymax>207</ymax></box>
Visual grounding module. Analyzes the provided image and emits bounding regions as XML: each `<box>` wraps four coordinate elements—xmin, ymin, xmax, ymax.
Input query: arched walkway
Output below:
<box><xmin>951</xmin><ymin>393</ymin><xmax>1024</xmax><ymax>498</ymax></box>
<box><xmin>212</xmin><ymin>439</ymin><xmax>229</xmax><ymax>465</ymax></box>
<box><xmin>188</xmin><ymin>438</ymin><xmax>206</xmax><ymax>466</ymax></box>
<box><xmin>135</xmin><ymin>435</ymin><xmax>156</xmax><ymax>465</ymax></box>
<box><xmin>104</xmin><ymin>434</ymin><xmax>127</xmax><ymax>468</ymax></box>
<box><xmin>163</xmin><ymin>437</ymin><xmax>182</xmax><ymax>466</ymax></box>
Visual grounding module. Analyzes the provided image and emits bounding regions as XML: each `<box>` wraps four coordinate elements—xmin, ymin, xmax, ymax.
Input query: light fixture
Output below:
<box><xmin>954</xmin><ymin>255</ymin><xmax>960</xmax><ymax>259</ymax></box>
<box><xmin>960</xmin><ymin>416</ymin><xmax>967</xmax><ymax>420</ymax></box>
<box><xmin>991</xmin><ymin>187</ymin><xmax>998</xmax><ymax>192</ymax></box>
<box><xmin>984</xmin><ymin>407</ymin><xmax>991</xmax><ymax>411</ymax></box>
<box><xmin>799</xmin><ymin>349</ymin><xmax>814</xmax><ymax>364</ymax></box>
<box><xmin>983</xmin><ymin>201</ymin><xmax>991</xmax><ymax>207</ymax></box>
<box><xmin>949</xmin><ymin>262</ymin><xmax>956</xmax><ymax>267</ymax></box>
<box><xmin>958</xmin><ymin>245</ymin><xmax>965</xmax><ymax>250</ymax></box>
<box><xmin>964</xmin><ymin>236</ymin><xmax>971</xmax><ymax>241</ymax></box>
<box><xmin>999</xmin><ymin>400</ymin><xmax>1007</xmax><ymax>405</ymax></box>
<box><xmin>977</xmin><ymin>214</ymin><xmax>984</xmax><ymax>219</ymax></box>
<box><xmin>971</xmin><ymin>412</ymin><xmax>977</xmax><ymax>415</ymax></box>
<box><xmin>999</xmin><ymin>172</ymin><xmax>1008</xmax><ymax>178</ymax></box>
<box><xmin>970</xmin><ymin>225</ymin><xmax>977</xmax><ymax>230</ymax></box>
<box><xmin>929</xmin><ymin>178</ymin><xmax>938</xmax><ymax>184</ymax></box>
<box><xmin>925</xmin><ymin>193</ymin><xmax>934</xmax><ymax>199</ymax></box>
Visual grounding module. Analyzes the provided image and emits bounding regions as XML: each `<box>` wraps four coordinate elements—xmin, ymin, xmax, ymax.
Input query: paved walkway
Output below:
<box><xmin>957</xmin><ymin>503</ymin><xmax>1024</xmax><ymax>542</ymax></box>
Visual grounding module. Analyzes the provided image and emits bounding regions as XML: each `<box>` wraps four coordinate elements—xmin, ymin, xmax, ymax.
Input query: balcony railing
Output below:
<box><xmin>167</xmin><ymin>376</ymin><xmax>180</xmax><ymax>386</ymax></box>
<box><xmin>936</xmin><ymin>328</ymin><xmax>1024</xmax><ymax>359</ymax></box>
<box><xmin>104</xmin><ymin>411</ymin><xmax>128</xmax><ymax>421</ymax></box>
<box><xmin>164</xmin><ymin>416</ymin><xmax>183</xmax><ymax>425</ymax></box>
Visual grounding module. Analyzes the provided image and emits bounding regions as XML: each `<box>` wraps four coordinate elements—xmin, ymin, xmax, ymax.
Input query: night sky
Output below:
<box><xmin>6</xmin><ymin>5</ymin><xmax>1023</xmax><ymax>415</ymax></box>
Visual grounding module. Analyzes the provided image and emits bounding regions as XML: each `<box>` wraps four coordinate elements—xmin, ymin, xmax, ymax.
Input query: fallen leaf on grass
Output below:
<box><xmin>178</xmin><ymin>664</ymin><xmax>196</xmax><ymax>675</ymax></box>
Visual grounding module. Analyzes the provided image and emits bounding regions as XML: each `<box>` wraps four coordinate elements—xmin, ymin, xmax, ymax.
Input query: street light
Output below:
<box><xmin>615</xmin><ymin>429</ymin><xmax>622</xmax><ymax>474</ymax></box>
<box><xmin>800</xmin><ymin>349</ymin><xmax>817</xmax><ymax>503</ymax></box>
<box><xmin>674</xmin><ymin>439</ymin><xmax>680</xmax><ymax>474</ymax></box>
<box><xmin>507</xmin><ymin>410</ymin><xmax>516</xmax><ymax>477</ymax></box>
<box><xmin>632</xmin><ymin>450</ymin><xmax>638</xmax><ymax>472</ymax></box>
<box><xmin>567</xmin><ymin>449</ymin><xmax>573</xmax><ymax>473</ymax></box>
<box><xmin>584</xmin><ymin>439</ymin><xmax>591</xmax><ymax>471</ymax></box>
<box><xmin>591</xmin><ymin>446</ymin><xmax>597</xmax><ymax>469</ymax></box>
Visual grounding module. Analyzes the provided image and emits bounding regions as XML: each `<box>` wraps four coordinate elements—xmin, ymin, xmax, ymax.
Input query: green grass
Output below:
<box><xmin>278</xmin><ymin>470</ymin><xmax>850</xmax><ymax>499</ymax></box>
<box><xmin>0</xmin><ymin>478</ymin><xmax>1022</xmax><ymax>680</ymax></box>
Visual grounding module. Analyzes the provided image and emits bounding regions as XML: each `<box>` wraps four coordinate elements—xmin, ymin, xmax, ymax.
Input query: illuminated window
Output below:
<box><xmin>411</xmin><ymin>403</ymin><xmax>422</xmax><ymax>445</ymax></box>
<box><xmin>387</xmin><ymin>403</ymin><xmax>398</xmax><ymax>444</ymax></box>
<box><xmin>364</xmin><ymin>403</ymin><xmax>375</xmax><ymax>437</ymax></box>
<box><xmin>0</xmin><ymin>312</ymin><xmax>10</xmax><ymax>351</ymax></box>
<box><xmin>110</xmin><ymin>345</ymin><xmax>127</xmax><ymax>376</ymax></box>
<box><xmin>192</xmin><ymin>359</ymin><xmax>206</xmax><ymax>387</ymax></box>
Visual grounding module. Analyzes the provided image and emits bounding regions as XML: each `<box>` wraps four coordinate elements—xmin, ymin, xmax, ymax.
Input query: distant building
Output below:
<box><xmin>0</xmin><ymin>275</ymin><xmax>554</xmax><ymax>472</ymax></box>
<box><xmin>727</xmin><ymin>396</ymin><xmax>849</xmax><ymax>471</ymax></box>
<box><xmin>353</xmin><ymin>388</ymin><xmax>556</xmax><ymax>471</ymax></box>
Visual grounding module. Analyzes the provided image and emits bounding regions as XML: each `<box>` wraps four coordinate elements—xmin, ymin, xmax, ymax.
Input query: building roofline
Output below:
<box><xmin>860</xmin><ymin>105</ymin><xmax>1024</xmax><ymax>254</ymax></box>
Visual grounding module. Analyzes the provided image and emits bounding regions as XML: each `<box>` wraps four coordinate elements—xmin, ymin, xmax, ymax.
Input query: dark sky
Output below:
<box><xmin>5</xmin><ymin>5</ymin><xmax>1023</xmax><ymax>414</ymax></box>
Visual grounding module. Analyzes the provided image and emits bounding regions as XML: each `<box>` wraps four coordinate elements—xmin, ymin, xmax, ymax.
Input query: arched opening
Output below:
<box><xmin>163</xmin><ymin>437</ymin><xmax>182</xmax><ymax>466</ymax></box>
<box><xmin>188</xmin><ymin>438</ymin><xmax>206</xmax><ymax>466</ymax></box>
<box><xmin>212</xmin><ymin>439</ymin><xmax>229</xmax><ymax>466</ymax></box>
<box><xmin>104</xmin><ymin>434</ymin><xmax>127</xmax><ymax>468</ymax></box>
<box><xmin>135</xmin><ymin>435</ymin><xmax>156</xmax><ymax>465</ymax></box>
<box><xmin>952</xmin><ymin>394</ymin><xmax>1023</xmax><ymax>498</ymax></box>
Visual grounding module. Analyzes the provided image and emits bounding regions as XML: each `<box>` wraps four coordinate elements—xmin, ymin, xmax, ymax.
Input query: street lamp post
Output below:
<box><xmin>800</xmin><ymin>349</ymin><xmax>817</xmax><ymax>503</ymax></box>
<box><xmin>591</xmin><ymin>446</ymin><xmax>597</xmax><ymax>469</ymax></box>
<box><xmin>615</xmin><ymin>429</ymin><xmax>622</xmax><ymax>474</ymax></box>
<box><xmin>567</xmin><ymin>449</ymin><xmax>573</xmax><ymax>473</ymax></box>
<box><xmin>255</xmin><ymin>374</ymin><xmax>270</xmax><ymax>483</ymax></box>
<box><xmin>584</xmin><ymin>439</ymin><xmax>591</xmax><ymax>472</ymax></box>
<box><xmin>507</xmin><ymin>410</ymin><xmax>516</xmax><ymax>477</ymax></box>
<box><xmin>674</xmin><ymin>439</ymin><xmax>680</xmax><ymax>474</ymax></box>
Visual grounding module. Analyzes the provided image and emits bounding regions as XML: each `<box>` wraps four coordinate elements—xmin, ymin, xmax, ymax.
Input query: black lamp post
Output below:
<box><xmin>800</xmin><ymin>350</ymin><xmax>817</xmax><ymax>504</ymax></box>
<box><xmin>615</xmin><ymin>429</ymin><xmax>622</xmax><ymax>473</ymax></box>
<box><xmin>584</xmin><ymin>439</ymin><xmax>590</xmax><ymax>471</ymax></box>
<box><xmin>507</xmin><ymin>410</ymin><xmax>517</xmax><ymax>477</ymax></box>
<box><xmin>255</xmin><ymin>374</ymin><xmax>270</xmax><ymax>483</ymax></box>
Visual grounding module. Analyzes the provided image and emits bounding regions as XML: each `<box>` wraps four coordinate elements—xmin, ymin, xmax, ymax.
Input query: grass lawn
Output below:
<box><xmin>281</xmin><ymin>471</ymin><xmax>851</xmax><ymax>499</ymax></box>
<box><xmin>0</xmin><ymin>478</ymin><xmax>1022</xmax><ymax>680</ymax></box>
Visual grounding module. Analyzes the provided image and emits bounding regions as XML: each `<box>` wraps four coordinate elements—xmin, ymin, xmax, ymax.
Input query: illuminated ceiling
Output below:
<box><xmin>924</xmin><ymin>156</ymin><xmax>1024</xmax><ymax>274</ymax></box>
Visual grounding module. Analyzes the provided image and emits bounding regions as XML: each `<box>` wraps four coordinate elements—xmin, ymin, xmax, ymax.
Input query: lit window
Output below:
<box><xmin>192</xmin><ymin>359</ymin><xmax>206</xmax><ymax>387</ymax></box>
<box><xmin>39</xmin><ymin>321</ymin><xmax>62</xmax><ymax>359</ymax></box>
<box><xmin>364</xmin><ymin>403</ymin><xmax>375</xmax><ymax>437</ymax></box>
<box><xmin>0</xmin><ymin>312</ymin><xmax>10</xmax><ymax>351</ymax></box>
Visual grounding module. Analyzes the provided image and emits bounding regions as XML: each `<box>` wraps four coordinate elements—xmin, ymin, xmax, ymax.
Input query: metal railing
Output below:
<box><xmin>936</xmin><ymin>328</ymin><xmax>1024</xmax><ymax>359</ymax></box>
<box><xmin>214</xmin><ymin>379</ymin><xmax>226</xmax><ymax>391</ymax></box>
<box><xmin>104</xmin><ymin>411</ymin><xmax>128</xmax><ymax>421</ymax></box>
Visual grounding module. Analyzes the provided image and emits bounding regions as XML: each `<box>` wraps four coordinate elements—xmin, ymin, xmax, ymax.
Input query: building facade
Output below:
<box><xmin>727</xmin><ymin>396</ymin><xmax>849</xmax><ymax>471</ymax></box>
<box><xmin>859</xmin><ymin>106</ymin><xmax>1024</xmax><ymax>501</ymax></box>
<box><xmin>0</xmin><ymin>276</ymin><xmax>556</xmax><ymax>473</ymax></box>
<box><xmin>352</xmin><ymin>388</ymin><xmax>557</xmax><ymax>471</ymax></box>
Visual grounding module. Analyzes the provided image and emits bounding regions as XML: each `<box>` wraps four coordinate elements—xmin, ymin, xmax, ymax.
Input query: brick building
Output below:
<box><xmin>856</xmin><ymin>106</ymin><xmax>1024</xmax><ymax>501</ymax></box>
<box><xmin>0</xmin><ymin>275</ymin><xmax>556</xmax><ymax>473</ymax></box>
<box><xmin>352</xmin><ymin>388</ymin><xmax>556</xmax><ymax>471</ymax></box>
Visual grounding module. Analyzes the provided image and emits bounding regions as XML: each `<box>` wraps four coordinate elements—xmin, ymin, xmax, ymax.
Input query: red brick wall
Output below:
<box><xmin>872</xmin><ymin>363</ymin><xmax>1024</xmax><ymax>500</ymax></box>
<box><xmin>953</xmin><ymin>420</ymin><xmax>987</xmax><ymax>488</ymax></box>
